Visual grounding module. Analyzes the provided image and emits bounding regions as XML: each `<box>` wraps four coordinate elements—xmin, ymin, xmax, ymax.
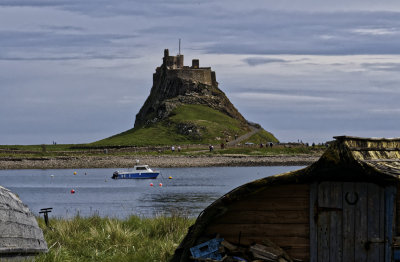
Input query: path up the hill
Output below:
<box><xmin>226</xmin><ymin>126</ymin><xmax>261</xmax><ymax>146</ymax></box>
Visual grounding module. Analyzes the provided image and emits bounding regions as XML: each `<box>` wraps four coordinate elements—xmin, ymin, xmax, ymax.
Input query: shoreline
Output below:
<box><xmin>0</xmin><ymin>154</ymin><xmax>319</xmax><ymax>169</ymax></box>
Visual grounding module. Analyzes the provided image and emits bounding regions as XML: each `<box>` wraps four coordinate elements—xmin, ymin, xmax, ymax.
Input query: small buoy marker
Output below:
<box><xmin>73</xmin><ymin>171</ymin><xmax>77</xmax><ymax>175</ymax></box>
<box><xmin>150</xmin><ymin>183</ymin><xmax>154</xmax><ymax>187</ymax></box>
<box><xmin>50</xmin><ymin>175</ymin><xmax>54</xmax><ymax>178</ymax></box>
<box><xmin>168</xmin><ymin>176</ymin><xmax>172</xmax><ymax>179</ymax></box>
<box><xmin>159</xmin><ymin>183</ymin><xmax>163</xmax><ymax>187</ymax></box>
<box><xmin>70</xmin><ymin>189</ymin><xmax>75</xmax><ymax>194</ymax></box>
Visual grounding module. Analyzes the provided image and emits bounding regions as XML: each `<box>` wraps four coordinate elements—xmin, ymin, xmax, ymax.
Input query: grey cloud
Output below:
<box><xmin>243</xmin><ymin>57</ymin><xmax>288</xmax><ymax>66</ymax></box>
<box><xmin>362</xmin><ymin>62</ymin><xmax>400</xmax><ymax>71</ymax></box>
<box><xmin>40</xmin><ymin>25</ymin><xmax>85</xmax><ymax>32</ymax></box>
<box><xmin>0</xmin><ymin>31</ymin><xmax>137</xmax><ymax>47</ymax></box>
<box><xmin>0</xmin><ymin>54</ymin><xmax>139</xmax><ymax>61</ymax></box>
<box><xmin>4</xmin><ymin>3</ymin><xmax>400</xmax><ymax>56</ymax></box>
<box><xmin>0</xmin><ymin>0</ymin><xmax>67</xmax><ymax>7</ymax></box>
<box><xmin>2</xmin><ymin>1</ymin><xmax>400</xmax><ymax>144</ymax></box>
<box><xmin>200</xmin><ymin>11</ymin><xmax>400</xmax><ymax>55</ymax></box>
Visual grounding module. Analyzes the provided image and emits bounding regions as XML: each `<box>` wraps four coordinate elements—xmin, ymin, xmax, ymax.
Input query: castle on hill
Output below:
<box><xmin>153</xmin><ymin>49</ymin><xmax>217</xmax><ymax>86</ymax></box>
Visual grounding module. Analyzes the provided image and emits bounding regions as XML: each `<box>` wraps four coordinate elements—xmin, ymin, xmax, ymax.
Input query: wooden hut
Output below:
<box><xmin>0</xmin><ymin>185</ymin><xmax>48</xmax><ymax>259</ymax></box>
<box><xmin>172</xmin><ymin>136</ymin><xmax>400</xmax><ymax>261</ymax></box>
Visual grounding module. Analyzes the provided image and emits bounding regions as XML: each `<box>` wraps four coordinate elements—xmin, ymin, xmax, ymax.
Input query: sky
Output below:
<box><xmin>1</xmin><ymin>1</ymin><xmax>400</xmax><ymax>144</ymax></box>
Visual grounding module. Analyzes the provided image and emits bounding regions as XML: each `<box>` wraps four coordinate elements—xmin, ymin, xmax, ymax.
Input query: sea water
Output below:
<box><xmin>0</xmin><ymin>166</ymin><xmax>303</xmax><ymax>218</ymax></box>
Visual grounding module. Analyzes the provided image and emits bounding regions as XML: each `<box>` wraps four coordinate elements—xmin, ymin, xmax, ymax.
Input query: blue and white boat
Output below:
<box><xmin>112</xmin><ymin>165</ymin><xmax>160</xmax><ymax>179</ymax></box>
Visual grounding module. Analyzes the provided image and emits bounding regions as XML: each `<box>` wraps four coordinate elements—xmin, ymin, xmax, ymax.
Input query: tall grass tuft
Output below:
<box><xmin>36</xmin><ymin>214</ymin><xmax>194</xmax><ymax>262</ymax></box>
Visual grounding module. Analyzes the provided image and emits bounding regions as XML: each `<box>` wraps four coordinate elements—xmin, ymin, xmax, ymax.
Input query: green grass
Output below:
<box><xmin>244</xmin><ymin>129</ymin><xmax>279</xmax><ymax>144</ymax></box>
<box><xmin>0</xmin><ymin>144</ymin><xmax>80</xmax><ymax>152</ymax></box>
<box><xmin>92</xmin><ymin>104</ymin><xmax>254</xmax><ymax>146</ymax></box>
<box><xmin>213</xmin><ymin>146</ymin><xmax>323</xmax><ymax>156</ymax></box>
<box><xmin>0</xmin><ymin>144</ymin><xmax>324</xmax><ymax>159</ymax></box>
<box><xmin>35</xmin><ymin>215</ymin><xmax>194</xmax><ymax>262</ymax></box>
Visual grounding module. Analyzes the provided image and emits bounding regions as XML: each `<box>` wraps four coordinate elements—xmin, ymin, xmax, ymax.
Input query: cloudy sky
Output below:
<box><xmin>1</xmin><ymin>0</ymin><xmax>400</xmax><ymax>144</ymax></box>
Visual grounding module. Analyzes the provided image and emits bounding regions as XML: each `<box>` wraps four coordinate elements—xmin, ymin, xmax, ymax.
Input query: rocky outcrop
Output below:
<box><xmin>134</xmin><ymin>63</ymin><xmax>248</xmax><ymax>128</ymax></box>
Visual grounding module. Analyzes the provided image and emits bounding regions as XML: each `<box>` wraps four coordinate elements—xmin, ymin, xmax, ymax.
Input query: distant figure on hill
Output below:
<box><xmin>260</xmin><ymin>143</ymin><xmax>263</xmax><ymax>148</ymax></box>
<box><xmin>221</xmin><ymin>143</ymin><xmax>225</xmax><ymax>149</ymax></box>
<box><xmin>171</xmin><ymin>146</ymin><xmax>175</xmax><ymax>152</ymax></box>
<box><xmin>177</xmin><ymin>146</ymin><xmax>181</xmax><ymax>152</ymax></box>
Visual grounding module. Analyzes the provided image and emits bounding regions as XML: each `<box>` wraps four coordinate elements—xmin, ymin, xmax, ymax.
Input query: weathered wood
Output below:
<box><xmin>229</xmin><ymin>197</ymin><xmax>308</xmax><ymax>211</ymax></box>
<box><xmin>309</xmin><ymin>182</ymin><xmax>317</xmax><ymax>262</ymax></box>
<box><xmin>249</xmin><ymin>244</ymin><xmax>279</xmax><ymax>260</ymax></box>
<box><xmin>317</xmin><ymin>182</ymin><xmax>330</xmax><ymax>262</ymax></box>
<box><xmin>0</xmin><ymin>185</ymin><xmax>47</xmax><ymax>256</ymax></box>
<box><xmin>253</xmin><ymin>184</ymin><xmax>310</xmax><ymax>199</ymax></box>
<box><xmin>310</xmin><ymin>182</ymin><xmax>395</xmax><ymax>262</ymax></box>
<box><xmin>396</xmin><ymin>184</ymin><xmax>400</xmax><ymax>235</ymax></box>
<box><xmin>281</xmin><ymin>247</ymin><xmax>309</xmax><ymax>261</ymax></box>
<box><xmin>202</xmin><ymin>185</ymin><xmax>311</xmax><ymax>262</ymax></box>
<box><xmin>205</xmin><ymin>223</ymin><xmax>309</xmax><ymax>238</ymax></box>
<box><xmin>342</xmin><ymin>182</ymin><xmax>355</xmax><ymax>262</ymax></box>
<box><xmin>367</xmin><ymin>183</ymin><xmax>382</xmax><ymax>262</ymax></box>
<box><xmin>329</xmin><ymin>182</ymin><xmax>343</xmax><ymax>262</ymax></box>
<box><xmin>379</xmin><ymin>185</ymin><xmax>385</xmax><ymax>260</ymax></box>
<box><xmin>220</xmin><ymin>240</ymin><xmax>237</xmax><ymax>251</ymax></box>
<box><xmin>214</xmin><ymin>210</ymin><xmax>309</xmax><ymax>224</ymax></box>
<box><xmin>384</xmin><ymin>186</ymin><xmax>396</xmax><ymax>262</ymax></box>
<box><xmin>348</xmin><ymin>147</ymin><xmax>400</xmax><ymax>151</ymax></box>
<box><xmin>354</xmin><ymin>182</ymin><xmax>368</xmax><ymax>262</ymax></box>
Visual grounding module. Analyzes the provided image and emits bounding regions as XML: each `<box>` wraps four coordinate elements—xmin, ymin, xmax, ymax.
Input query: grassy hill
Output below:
<box><xmin>92</xmin><ymin>104</ymin><xmax>278</xmax><ymax>146</ymax></box>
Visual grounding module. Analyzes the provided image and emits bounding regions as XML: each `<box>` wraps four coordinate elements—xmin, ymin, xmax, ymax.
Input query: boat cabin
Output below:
<box><xmin>134</xmin><ymin>165</ymin><xmax>151</xmax><ymax>171</ymax></box>
<box><xmin>172</xmin><ymin>136</ymin><xmax>400</xmax><ymax>262</ymax></box>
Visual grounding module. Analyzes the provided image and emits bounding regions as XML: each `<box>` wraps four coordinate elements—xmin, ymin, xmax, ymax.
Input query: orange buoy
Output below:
<box><xmin>70</xmin><ymin>189</ymin><xmax>75</xmax><ymax>194</ymax></box>
<box><xmin>150</xmin><ymin>183</ymin><xmax>154</xmax><ymax>187</ymax></box>
<box><xmin>159</xmin><ymin>183</ymin><xmax>163</xmax><ymax>187</ymax></box>
<box><xmin>73</xmin><ymin>171</ymin><xmax>77</xmax><ymax>175</ymax></box>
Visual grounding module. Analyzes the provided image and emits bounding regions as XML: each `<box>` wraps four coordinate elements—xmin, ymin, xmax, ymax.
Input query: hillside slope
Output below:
<box><xmin>93</xmin><ymin>49</ymin><xmax>278</xmax><ymax>146</ymax></box>
<box><xmin>94</xmin><ymin>104</ymin><xmax>277</xmax><ymax>146</ymax></box>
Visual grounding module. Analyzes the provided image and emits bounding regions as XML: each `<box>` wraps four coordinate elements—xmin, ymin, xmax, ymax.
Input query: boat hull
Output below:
<box><xmin>112</xmin><ymin>172</ymin><xmax>159</xmax><ymax>179</ymax></box>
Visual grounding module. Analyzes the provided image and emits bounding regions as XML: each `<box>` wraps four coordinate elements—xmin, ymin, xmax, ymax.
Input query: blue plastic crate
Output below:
<box><xmin>190</xmin><ymin>238</ymin><xmax>224</xmax><ymax>260</ymax></box>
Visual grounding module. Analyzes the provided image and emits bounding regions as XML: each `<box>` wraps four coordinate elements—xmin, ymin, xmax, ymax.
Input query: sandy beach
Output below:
<box><xmin>0</xmin><ymin>154</ymin><xmax>319</xmax><ymax>169</ymax></box>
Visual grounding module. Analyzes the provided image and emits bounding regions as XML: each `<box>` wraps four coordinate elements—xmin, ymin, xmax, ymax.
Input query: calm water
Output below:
<box><xmin>0</xmin><ymin>166</ymin><xmax>303</xmax><ymax>218</ymax></box>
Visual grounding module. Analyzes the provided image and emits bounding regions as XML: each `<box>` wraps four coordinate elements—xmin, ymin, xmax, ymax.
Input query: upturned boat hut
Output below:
<box><xmin>172</xmin><ymin>136</ymin><xmax>400</xmax><ymax>262</ymax></box>
<box><xmin>0</xmin><ymin>185</ymin><xmax>47</xmax><ymax>259</ymax></box>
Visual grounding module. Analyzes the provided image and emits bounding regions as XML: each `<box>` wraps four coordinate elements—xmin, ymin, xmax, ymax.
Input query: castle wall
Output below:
<box><xmin>175</xmin><ymin>68</ymin><xmax>213</xmax><ymax>85</ymax></box>
<box><xmin>164</xmin><ymin>55</ymin><xmax>184</xmax><ymax>69</ymax></box>
<box><xmin>155</xmin><ymin>49</ymin><xmax>217</xmax><ymax>86</ymax></box>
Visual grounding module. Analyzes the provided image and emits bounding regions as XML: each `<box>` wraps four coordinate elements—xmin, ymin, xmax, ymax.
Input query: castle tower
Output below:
<box><xmin>192</xmin><ymin>59</ymin><xmax>199</xmax><ymax>69</ymax></box>
<box><xmin>154</xmin><ymin>48</ymin><xmax>217</xmax><ymax>86</ymax></box>
<box><xmin>163</xmin><ymin>49</ymin><xmax>184</xmax><ymax>69</ymax></box>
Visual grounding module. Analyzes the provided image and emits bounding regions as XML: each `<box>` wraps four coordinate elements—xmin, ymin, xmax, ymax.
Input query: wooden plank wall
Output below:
<box><xmin>396</xmin><ymin>184</ymin><xmax>400</xmax><ymax>235</ymax></box>
<box><xmin>204</xmin><ymin>184</ymin><xmax>310</xmax><ymax>261</ymax></box>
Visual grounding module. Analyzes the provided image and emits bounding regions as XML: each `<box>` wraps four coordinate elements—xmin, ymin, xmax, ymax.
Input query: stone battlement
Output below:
<box><xmin>154</xmin><ymin>49</ymin><xmax>217</xmax><ymax>86</ymax></box>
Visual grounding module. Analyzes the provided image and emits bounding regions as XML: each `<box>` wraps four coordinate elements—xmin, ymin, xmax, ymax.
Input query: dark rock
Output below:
<box><xmin>134</xmin><ymin>52</ymin><xmax>248</xmax><ymax>128</ymax></box>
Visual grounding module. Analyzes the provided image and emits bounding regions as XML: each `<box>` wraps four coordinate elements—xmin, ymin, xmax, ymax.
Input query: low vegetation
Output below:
<box><xmin>0</xmin><ymin>144</ymin><xmax>324</xmax><ymax>159</ymax></box>
<box><xmin>92</xmin><ymin>104</ymin><xmax>277</xmax><ymax>146</ymax></box>
<box><xmin>35</xmin><ymin>215</ymin><xmax>194</xmax><ymax>262</ymax></box>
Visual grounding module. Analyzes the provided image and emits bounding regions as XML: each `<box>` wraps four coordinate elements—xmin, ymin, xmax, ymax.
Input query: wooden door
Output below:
<box><xmin>310</xmin><ymin>182</ymin><xmax>396</xmax><ymax>262</ymax></box>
